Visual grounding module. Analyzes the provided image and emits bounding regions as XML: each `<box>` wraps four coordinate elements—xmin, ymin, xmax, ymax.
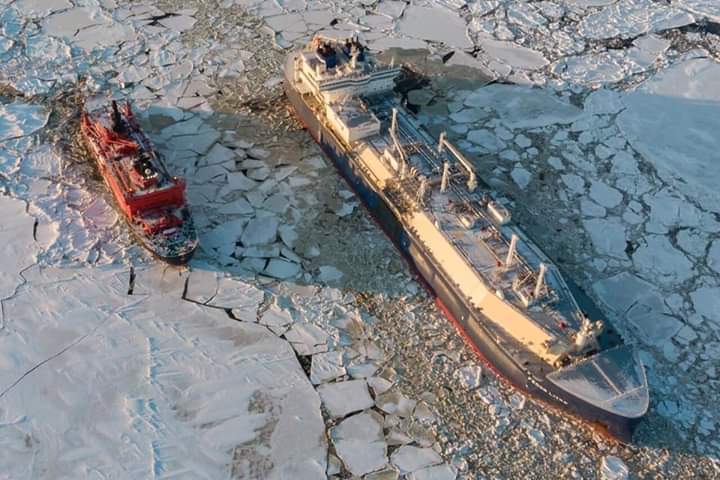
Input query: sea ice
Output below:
<box><xmin>455</xmin><ymin>365</ymin><xmax>483</xmax><ymax>390</ymax></box>
<box><xmin>579</xmin><ymin>1</ymin><xmax>694</xmax><ymax>40</ymax></box>
<box><xmin>264</xmin><ymin>258</ymin><xmax>301</xmax><ymax>279</ymax></box>
<box><xmin>583</xmin><ymin>217</ymin><xmax>627</xmax><ymax>258</ymax></box>
<box><xmin>464</xmin><ymin>85</ymin><xmax>583</xmax><ymax>129</ymax></box>
<box><xmin>617</xmin><ymin>58</ymin><xmax>720</xmax><ymax>196</ymax></box>
<box><xmin>690</xmin><ymin>285</ymin><xmax>720</xmax><ymax>328</ymax></box>
<box><xmin>0</xmin><ymin>103</ymin><xmax>48</xmax><ymax>142</ymax></box>
<box><xmin>241</xmin><ymin>216</ymin><xmax>280</xmax><ymax>246</ymax></box>
<box><xmin>209</xmin><ymin>276</ymin><xmax>264</xmax><ymax>321</ymax></box>
<box><xmin>317</xmin><ymin>265</ymin><xmax>344</xmax><ymax>283</ymax></box>
<box><xmin>376</xmin><ymin>390</ymin><xmax>417</xmax><ymax>417</ymax></box>
<box><xmin>397</xmin><ymin>5</ymin><xmax>472</xmax><ymax>49</ymax></box>
<box><xmin>466</xmin><ymin>129</ymin><xmax>506</xmax><ymax>152</ymax></box>
<box><xmin>331</xmin><ymin>411</ymin><xmax>388</xmax><ymax>476</ymax></box>
<box><xmin>511</xmin><ymin>165</ymin><xmax>532</xmax><ymax>189</ymax></box>
<box><xmin>391</xmin><ymin>446</ymin><xmax>443</xmax><ymax>474</ymax></box>
<box><xmin>13</xmin><ymin>0</ymin><xmax>72</xmax><ymax>17</ymax></box>
<box><xmin>310</xmin><ymin>350</ymin><xmax>346</xmax><ymax>384</ymax></box>
<box><xmin>284</xmin><ymin>322</ymin><xmax>330</xmax><ymax>355</ymax></box>
<box><xmin>0</xmin><ymin>266</ymin><xmax>326</xmax><ymax>479</ymax></box>
<box><xmin>477</xmin><ymin>37</ymin><xmax>548</xmax><ymax>70</ymax></box>
<box><xmin>594</xmin><ymin>272</ymin><xmax>683</xmax><ymax>345</ymax></box>
<box><xmin>589</xmin><ymin>181</ymin><xmax>623</xmax><ymax>209</ymax></box>
<box><xmin>318</xmin><ymin>379</ymin><xmax>375</xmax><ymax>418</ymax></box>
<box><xmin>680</xmin><ymin>1</ymin><xmax>720</xmax><ymax>22</ymax></box>
<box><xmin>260</xmin><ymin>302</ymin><xmax>294</xmax><ymax>333</ymax></box>
<box><xmin>632</xmin><ymin>235</ymin><xmax>694</xmax><ymax>285</ymax></box>
<box><xmin>41</xmin><ymin>7</ymin><xmax>107</xmax><ymax>38</ymax></box>
<box><xmin>158</xmin><ymin>14</ymin><xmax>197</xmax><ymax>32</ymax></box>
<box><xmin>708</xmin><ymin>240</ymin><xmax>720</xmax><ymax>274</ymax></box>
<box><xmin>561</xmin><ymin>174</ymin><xmax>586</xmax><ymax>194</ymax></box>
<box><xmin>0</xmin><ymin>197</ymin><xmax>38</xmax><ymax>301</ymax></box>
<box><xmin>408</xmin><ymin>464</ymin><xmax>457</xmax><ymax>480</ymax></box>
<box><xmin>600</xmin><ymin>455</ymin><xmax>629</xmax><ymax>480</ymax></box>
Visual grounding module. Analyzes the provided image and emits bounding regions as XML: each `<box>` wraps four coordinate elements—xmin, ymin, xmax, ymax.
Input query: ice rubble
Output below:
<box><xmin>601</xmin><ymin>455</ymin><xmax>630</xmax><ymax>480</ymax></box>
<box><xmin>1</xmin><ymin>0</ymin><xmax>720</xmax><ymax>476</ymax></box>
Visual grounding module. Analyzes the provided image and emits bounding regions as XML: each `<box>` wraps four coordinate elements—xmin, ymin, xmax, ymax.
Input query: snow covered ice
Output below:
<box><xmin>2</xmin><ymin>0</ymin><xmax>720</xmax><ymax>478</ymax></box>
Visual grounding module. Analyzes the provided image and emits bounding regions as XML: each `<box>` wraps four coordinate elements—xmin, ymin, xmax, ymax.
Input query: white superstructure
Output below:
<box><xmin>290</xmin><ymin>36</ymin><xmax>609</xmax><ymax>365</ymax></box>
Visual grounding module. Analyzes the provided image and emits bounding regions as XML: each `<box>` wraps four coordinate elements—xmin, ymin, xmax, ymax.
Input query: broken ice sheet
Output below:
<box><xmin>0</xmin><ymin>103</ymin><xmax>49</xmax><ymax>142</ymax></box>
<box><xmin>284</xmin><ymin>322</ymin><xmax>330</xmax><ymax>355</ymax></box>
<box><xmin>376</xmin><ymin>390</ymin><xmax>417</xmax><ymax>418</ymax></box>
<box><xmin>617</xmin><ymin>58</ymin><xmax>720</xmax><ymax>197</ymax></box>
<box><xmin>477</xmin><ymin>37</ymin><xmax>548</xmax><ymax>70</ymax></box>
<box><xmin>600</xmin><ymin>455</ymin><xmax>629</xmax><ymax>480</ymax></box>
<box><xmin>318</xmin><ymin>379</ymin><xmax>374</xmax><ymax>418</ymax></box>
<box><xmin>397</xmin><ymin>5</ymin><xmax>472</xmax><ymax>49</ymax></box>
<box><xmin>260</xmin><ymin>302</ymin><xmax>294</xmax><ymax>334</ymax></box>
<box><xmin>184</xmin><ymin>268</ymin><xmax>219</xmax><ymax>304</ymax></box>
<box><xmin>455</xmin><ymin>365</ymin><xmax>482</xmax><ymax>390</ymax></box>
<box><xmin>0</xmin><ymin>266</ymin><xmax>326</xmax><ymax>479</ymax></box>
<box><xmin>391</xmin><ymin>446</ymin><xmax>443</xmax><ymax>475</ymax></box>
<box><xmin>82</xmin><ymin>196</ymin><xmax>117</xmax><ymax>230</ymax></box>
<box><xmin>264</xmin><ymin>258</ymin><xmax>301</xmax><ymax>279</ymax></box>
<box><xmin>464</xmin><ymin>85</ymin><xmax>582</xmax><ymax>129</ymax></box>
<box><xmin>310</xmin><ymin>350</ymin><xmax>346</xmax><ymax>385</ymax></box>
<box><xmin>207</xmin><ymin>276</ymin><xmax>263</xmax><ymax>321</ymax></box>
<box><xmin>0</xmin><ymin>196</ymin><xmax>39</xmax><ymax>300</ymax></box>
<box><xmin>578</xmin><ymin>1</ymin><xmax>694</xmax><ymax>40</ymax></box>
<box><xmin>594</xmin><ymin>272</ymin><xmax>682</xmax><ymax>346</ymax></box>
<box><xmin>408</xmin><ymin>463</ymin><xmax>457</xmax><ymax>480</ymax></box>
<box><xmin>331</xmin><ymin>411</ymin><xmax>387</xmax><ymax>477</ymax></box>
<box><xmin>132</xmin><ymin>263</ymin><xmax>189</xmax><ymax>296</ymax></box>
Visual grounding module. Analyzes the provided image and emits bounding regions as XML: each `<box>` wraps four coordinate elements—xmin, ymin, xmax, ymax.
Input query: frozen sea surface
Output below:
<box><xmin>0</xmin><ymin>198</ymin><xmax>326</xmax><ymax>478</ymax></box>
<box><xmin>2</xmin><ymin>0</ymin><xmax>720</xmax><ymax>478</ymax></box>
<box><xmin>617</xmin><ymin>58</ymin><xmax>720</xmax><ymax>197</ymax></box>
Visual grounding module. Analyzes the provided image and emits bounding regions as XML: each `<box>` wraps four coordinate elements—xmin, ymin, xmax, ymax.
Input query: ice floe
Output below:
<box><xmin>391</xmin><ymin>445</ymin><xmax>443</xmax><ymax>474</ymax></box>
<box><xmin>331</xmin><ymin>411</ymin><xmax>388</xmax><ymax>476</ymax></box>
<box><xmin>617</xmin><ymin>58</ymin><xmax>720</xmax><ymax>196</ymax></box>
<box><xmin>0</xmin><ymin>266</ymin><xmax>326</xmax><ymax>479</ymax></box>
<box><xmin>318</xmin><ymin>379</ymin><xmax>375</xmax><ymax>418</ymax></box>
<box><xmin>0</xmin><ymin>103</ymin><xmax>48</xmax><ymax>142</ymax></box>
<box><xmin>397</xmin><ymin>5</ymin><xmax>472</xmax><ymax>49</ymax></box>
<box><xmin>600</xmin><ymin>455</ymin><xmax>629</xmax><ymax>480</ymax></box>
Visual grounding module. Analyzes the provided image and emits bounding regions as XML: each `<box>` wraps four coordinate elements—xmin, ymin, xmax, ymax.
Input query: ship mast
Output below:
<box><xmin>390</xmin><ymin>107</ymin><xmax>408</xmax><ymax>177</ymax></box>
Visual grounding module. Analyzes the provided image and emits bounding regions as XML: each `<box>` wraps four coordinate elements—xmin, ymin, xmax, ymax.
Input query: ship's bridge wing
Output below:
<box><xmin>546</xmin><ymin>345</ymin><xmax>649</xmax><ymax>418</ymax></box>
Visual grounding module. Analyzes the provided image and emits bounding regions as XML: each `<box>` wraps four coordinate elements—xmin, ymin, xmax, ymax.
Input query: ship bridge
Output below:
<box><xmin>293</xmin><ymin>35</ymin><xmax>402</xmax><ymax>102</ymax></box>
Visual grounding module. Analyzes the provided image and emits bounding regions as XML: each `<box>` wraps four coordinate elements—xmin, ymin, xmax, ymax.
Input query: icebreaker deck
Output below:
<box><xmin>284</xmin><ymin>34</ymin><xmax>649</xmax><ymax>441</ymax></box>
<box><xmin>80</xmin><ymin>100</ymin><xmax>198</xmax><ymax>264</ymax></box>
